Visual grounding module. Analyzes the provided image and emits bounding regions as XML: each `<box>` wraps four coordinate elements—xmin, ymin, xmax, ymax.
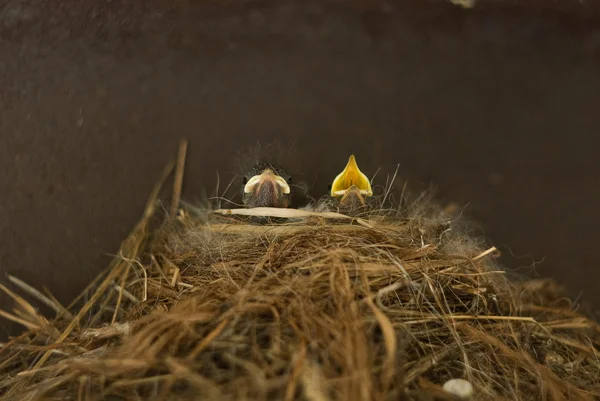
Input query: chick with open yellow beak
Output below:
<box><xmin>242</xmin><ymin>164</ymin><xmax>292</xmax><ymax>208</ymax></box>
<box><xmin>330</xmin><ymin>155</ymin><xmax>373</xmax><ymax>212</ymax></box>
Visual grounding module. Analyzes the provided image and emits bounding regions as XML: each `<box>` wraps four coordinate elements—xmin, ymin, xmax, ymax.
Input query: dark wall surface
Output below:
<box><xmin>1</xmin><ymin>0</ymin><xmax>600</xmax><ymax>337</ymax></box>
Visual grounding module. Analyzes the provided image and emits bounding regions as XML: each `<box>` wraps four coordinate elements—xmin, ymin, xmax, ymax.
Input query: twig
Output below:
<box><xmin>170</xmin><ymin>267</ymin><xmax>180</xmax><ymax>288</ymax></box>
<box><xmin>112</xmin><ymin>282</ymin><xmax>139</xmax><ymax>304</ymax></box>
<box><xmin>403</xmin><ymin>315</ymin><xmax>539</xmax><ymax>325</ymax></box>
<box><xmin>381</xmin><ymin>163</ymin><xmax>400</xmax><ymax>208</ymax></box>
<box><xmin>170</xmin><ymin>139</ymin><xmax>188</xmax><ymax>217</ymax></box>
<box><xmin>472</xmin><ymin>246</ymin><xmax>497</xmax><ymax>261</ymax></box>
<box><xmin>207</xmin><ymin>223</ymin><xmax>370</xmax><ymax>235</ymax></box>
<box><xmin>0</xmin><ymin>309</ymin><xmax>40</xmax><ymax>331</ymax></box>
<box><xmin>7</xmin><ymin>275</ymin><xmax>73</xmax><ymax>320</ymax></box>
<box><xmin>111</xmin><ymin>264</ymin><xmax>131</xmax><ymax>325</ymax></box>
<box><xmin>212</xmin><ymin>207</ymin><xmax>374</xmax><ymax>228</ymax></box>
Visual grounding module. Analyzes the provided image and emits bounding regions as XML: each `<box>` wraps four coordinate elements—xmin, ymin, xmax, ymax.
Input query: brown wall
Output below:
<box><xmin>1</xmin><ymin>1</ymin><xmax>600</xmax><ymax>337</ymax></box>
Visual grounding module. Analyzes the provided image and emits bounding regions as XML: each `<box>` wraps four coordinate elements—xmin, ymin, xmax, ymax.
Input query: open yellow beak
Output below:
<box><xmin>330</xmin><ymin>155</ymin><xmax>373</xmax><ymax>197</ymax></box>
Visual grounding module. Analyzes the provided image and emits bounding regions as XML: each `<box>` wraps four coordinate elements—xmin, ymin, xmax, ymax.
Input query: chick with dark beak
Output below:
<box><xmin>242</xmin><ymin>165</ymin><xmax>292</xmax><ymax>208</ymax></box>
<box><xmin>330</xmin><ymin>155</ymin><xmax>373</xmax><ymax>213</ymax></box>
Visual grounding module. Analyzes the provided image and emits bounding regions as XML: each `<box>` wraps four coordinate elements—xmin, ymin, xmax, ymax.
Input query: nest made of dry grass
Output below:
<box><xmin>1</xmin><ymin>145</ymin><xmax>599</xmax><ymax>401</ymax></box>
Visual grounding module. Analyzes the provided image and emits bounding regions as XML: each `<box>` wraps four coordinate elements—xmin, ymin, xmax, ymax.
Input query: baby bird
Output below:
<box><xmin>242</xmin><ymin>163</ymin><xmax>292</xmax><ymax>208</ymax></box>
<box><xmin>234</xmin><ymin>141</ymin><xmax>301</xmax><ymax>209</ymax></box>
<box><xmin>330</xmin><ymin>154</ymin><xmax>373</xmax><ymax>214</ymax></box>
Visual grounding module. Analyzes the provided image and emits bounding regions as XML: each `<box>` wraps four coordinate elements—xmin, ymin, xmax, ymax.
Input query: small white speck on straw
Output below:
<box><xmin>442</xmin><ymin>378</ymin><xmax>474</xmax><ymax>399</ymax></box>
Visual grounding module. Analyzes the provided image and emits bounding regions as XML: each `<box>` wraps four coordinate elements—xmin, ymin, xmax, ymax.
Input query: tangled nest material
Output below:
<box><xmin>1</xmin><ymin>149</ymin><xmax>599</xmax><ymax>401</ymax></box>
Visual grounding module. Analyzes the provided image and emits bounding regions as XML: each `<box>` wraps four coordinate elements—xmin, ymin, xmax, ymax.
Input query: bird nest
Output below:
<box><xmin>1</xmin><ymin>148</ymin><xmax>599</xmax><ymax>401</ymax></box>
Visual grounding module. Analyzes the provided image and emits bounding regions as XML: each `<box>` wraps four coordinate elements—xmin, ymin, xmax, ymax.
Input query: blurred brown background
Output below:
<box><xmin>1</xmin><ymin>0</ymin><xmax>600</xmax><ymax>338</ymax></box>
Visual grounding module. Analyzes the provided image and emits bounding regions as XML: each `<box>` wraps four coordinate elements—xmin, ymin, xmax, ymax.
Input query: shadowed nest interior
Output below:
<box><xmin>1</xmin><ymin>149</ymin><xmax>599</xmax><ymax>401</ymax></box>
